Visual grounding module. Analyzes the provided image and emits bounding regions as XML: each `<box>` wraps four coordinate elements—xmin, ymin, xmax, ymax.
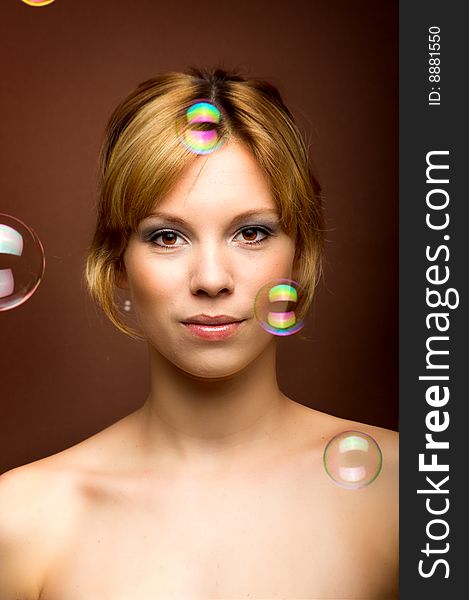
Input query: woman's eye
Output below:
<box><xmin>150</xmin><ymin>230</ymin><xmax>187</xmax><ymax>247</ymax></box>
<box><xmin>234</xmin><ymin>227</ymin><xmax>270</xmax><ymax>245</ymax></box>
<box><xmin>147</xmin><ymin>227</ymin><xmax>270</xmax><ymax>248</ymax></box>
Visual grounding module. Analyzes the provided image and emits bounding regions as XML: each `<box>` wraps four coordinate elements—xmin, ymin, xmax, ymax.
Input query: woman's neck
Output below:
<box><xmin>136</xmin><ymin>341</ymin><xmax>290</xmax><ymax>474</ymax></box>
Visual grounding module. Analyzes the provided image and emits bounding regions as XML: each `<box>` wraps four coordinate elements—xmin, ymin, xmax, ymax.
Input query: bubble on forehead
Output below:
<box><xmin>323</xmin><ymin>430</ymin><xmax>383</xmax><ymax>489</ymax></box>
<box><xmin>254</xmin><ymin>278</ymin><xmax>304</xmax><ymax>336</ymax></box>
<box><xmin>176</xmin><ymin>99</ymin><xmax>225</xmax><ymax>155</ymax></box>
<box><xmin>0</xmin><ymin>214</ymin><xmax>45</xmax><ymax>311</ymax></box>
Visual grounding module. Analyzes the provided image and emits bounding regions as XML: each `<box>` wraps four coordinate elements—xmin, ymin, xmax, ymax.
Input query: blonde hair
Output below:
<box><xmin>85</xmin><ymin>67</ymin><xmax>324</xmax><ymax>338</ymax></box>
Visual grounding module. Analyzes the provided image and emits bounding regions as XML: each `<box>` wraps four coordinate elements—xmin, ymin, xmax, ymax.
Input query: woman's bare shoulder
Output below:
<box><xmin>8</xmin><ymin>408</ymin><xmax>143</xmax><ymax>478</ymax></box>
<box><xmin>289</xmin><ymin>401</ymin><xmax>399</xmax><ymax>532</ymax></box>
<box><xmin>0</xmin><ymin>457</ymin><xmax>84</xmax><ymax>544</ymax></box>
<box><xmin>0</xmin><ymin>407</ymin><xmax>145</xmax><ymax>597</ymax></box>
<box><xmin>0</xmin><ymin>414</ymin><xmax>136</xmax><ymax>599</ymax></box>
<box><xmin>288</xmin><ymin>400</ymin><xmax>398</xmax><ymax>467</ymax></box>
<box><xmin>0</xmin><ymin>460</ymin><xmax>80</xmax><ymax>599</ymax></box>
<box><xmin>291</xmin><ymin>402</ymin><xmax>399</xmax><ymax>588</ymax></box>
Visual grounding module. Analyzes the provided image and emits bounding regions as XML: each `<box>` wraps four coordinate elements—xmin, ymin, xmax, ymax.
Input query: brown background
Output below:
<box><xmin>0</xmin><ymin>0</ymin><xmax>398</xmax><ymax>474</ymax></box>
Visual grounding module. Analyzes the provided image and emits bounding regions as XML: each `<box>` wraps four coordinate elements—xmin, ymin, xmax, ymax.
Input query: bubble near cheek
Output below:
<box><xmin>176</xmin><ymin>100</ymin><xmax>225</xmax><ymax>155</ymax></box>
<box><xmin>323</xmin><ymin>431</ymin><xmax>383</xmax><ymax>489</ymax></box>
<box><xmin>0</xmin><ymin>214</ymin><xmax>45</xmax><ymax>311</ymax></box>
<box><xmin>254</xmin><ymin>279</ymin><xmax>304</xmax><ymax>336</ymax></box>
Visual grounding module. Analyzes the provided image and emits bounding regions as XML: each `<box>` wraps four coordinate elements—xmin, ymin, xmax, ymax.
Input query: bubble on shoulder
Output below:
<box><xmin>302</xmin><ymin>411</ymin><xmax>398</xmax><ymax>491</ymax></box>
<box><xmin>322</xmin><ymin>413</ymin><xmax>398</xmax><ymax>455</ymax></box>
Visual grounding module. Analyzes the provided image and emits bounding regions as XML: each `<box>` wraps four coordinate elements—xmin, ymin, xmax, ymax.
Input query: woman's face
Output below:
<box><xmin>120</xmin><ymin>139</ymin><xmax>297</xmax><ymax>378</ymax></box>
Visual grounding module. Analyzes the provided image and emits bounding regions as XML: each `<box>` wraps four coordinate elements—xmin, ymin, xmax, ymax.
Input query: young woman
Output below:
<box><xmin>0</xmin><ymin>68</ymin><xmax>398</xmax><ymax>600</ymax></box>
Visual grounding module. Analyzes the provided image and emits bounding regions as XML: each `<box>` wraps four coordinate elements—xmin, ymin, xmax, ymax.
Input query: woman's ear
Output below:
<box><xmin>115</xmin><ymin>259</ymin><xmax>129</xmax><ymax>290</ymax></box>
<box><xmin>291</xmin><ymin>249</ymin><xmax>302</xmax><ymax>283</ymax></box>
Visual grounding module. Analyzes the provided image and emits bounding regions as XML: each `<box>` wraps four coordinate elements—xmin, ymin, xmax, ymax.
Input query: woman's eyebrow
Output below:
<box><xmin>229</xmin><ymin>209</ymin><xmax>280</xmax><ymax>224</ymax></box>
<box><xmin>144</xmin><ymin>212</ymin><xmax>187</xmax><ymax>226</ymax></box>
<box><xmin>144</xmin><ymin>209</ymin><xmax>279</xmax><ymax>226</ymax></box>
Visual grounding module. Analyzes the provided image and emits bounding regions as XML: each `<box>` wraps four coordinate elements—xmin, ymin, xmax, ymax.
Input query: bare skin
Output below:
<box><xmin>0</xmin><ymin>399</ymin><xmax>398</xmax><ymax>600</ymax></box>
<box><xmin>0</xmin><ymin>140</ymin><xmax>398</xmax><ymax>599</ymax></box>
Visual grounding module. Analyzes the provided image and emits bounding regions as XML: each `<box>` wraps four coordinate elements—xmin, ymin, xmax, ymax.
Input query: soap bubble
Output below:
<box><xmin>323</xmin><ymin>430</ymin><xmax>382</xmax><ymax>489</ymax></box>
<box><xmin>254</xmin><ymin>278</ymin><xmax>304</xmax><ymax>336</ymax></box>
<box><xmin>0</xmin><ymin>214</ymin><xmax>45</xmax><ymax>311</ymax></box>
<box><xmin>176</xmin><ymin>99</ymin><xmax>225</xmax><ymax>155</ymax></box>
<box><xmin>21</xmin><ymin>1</ymin><xmax>56</xmax><ymax>6</ymax></box>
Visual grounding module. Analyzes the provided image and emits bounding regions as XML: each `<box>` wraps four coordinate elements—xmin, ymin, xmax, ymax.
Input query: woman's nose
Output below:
<box><xmin>189</xmin><ymin>242</ymin><xmax>234</xmax><ymax>297</ymax></box>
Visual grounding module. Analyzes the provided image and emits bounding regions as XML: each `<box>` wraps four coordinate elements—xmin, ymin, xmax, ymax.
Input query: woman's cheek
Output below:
<box><xmin>136</xmin><ymin>259</ymin><xmax>179</xmax><ymax>297</ymax></box>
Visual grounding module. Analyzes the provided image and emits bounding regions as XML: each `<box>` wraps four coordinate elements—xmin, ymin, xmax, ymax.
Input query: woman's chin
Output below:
<box><xmin>167</xmin><ymin>346</ymin><xmax>264</xmax><ymax>381</ymax></box>
<box><xmin>174</xmin><ymin>358</ymin><xmax>251</xmax><ymax>381</ymax></box>
<box><xmin>148</xmin><ymin>333</ymin><xmax>272</xmax><ymax>380</ymax></box>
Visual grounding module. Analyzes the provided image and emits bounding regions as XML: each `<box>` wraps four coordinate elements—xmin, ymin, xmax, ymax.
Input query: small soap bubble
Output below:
<box><xmin>176</xmin><ymin>99</ymin><xmax>225</xmax><ymax>155</ymax></box>
<box><xmin>0</xmin><ymin>214</ymin><xmax>45</xmax><ymax>311</ymax></box>
<box><xmin>254</xmin><ymin>278</ymin><xmax>304</xmax><ymax>336</ymax></box>
<box><xmin>323</xmin><ymin>430</ymin><xmax>382</xmax><ymax>489</ymax></box>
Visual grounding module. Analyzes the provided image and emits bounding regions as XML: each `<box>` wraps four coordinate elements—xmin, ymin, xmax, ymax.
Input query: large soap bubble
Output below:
<box><xmin>176</xmin><ymin>99</ymin><xmax>225</xmax><ymax>155</ymax></box>
<box><xmin>323</xmin><ymin>430</ymin><xmax>383</xmax><ymax>489</ymax></box>
<box><xmin>21</xmin><ymin>1</ymin><xmax>56</xmax><ymax>6</ymax></box>
<box><xmin>0</xmin><ymin>214</ymin><xmax>45</xmax><ymax>311</ymax></box>
<box><xmin>254</xmin><ymin>278</ymin><xmax>305</xmax><ymax>336</ymax></box>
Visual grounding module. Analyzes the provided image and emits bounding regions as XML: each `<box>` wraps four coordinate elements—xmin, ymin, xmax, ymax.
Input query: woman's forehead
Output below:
<box><xmin>157</xmin><ymin>140</ymin><xmax>274</xmax><ymax>213</ymax></box>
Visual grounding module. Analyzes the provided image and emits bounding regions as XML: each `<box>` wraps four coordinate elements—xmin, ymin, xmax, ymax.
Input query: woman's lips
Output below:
<box><xmin>181</xmin><ymin>320</ymin><xmax>245</xmax><ymax>340</ymax></box>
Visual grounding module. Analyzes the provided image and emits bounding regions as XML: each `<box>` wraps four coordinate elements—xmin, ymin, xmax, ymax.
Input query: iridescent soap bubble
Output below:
<box><xmin>323</xmin><ymin>430</ymin><xmax>382</xmax><ymax>489</ymax></box>
<box><xmin>21</xmin><ymin>0</ymin><xmax>56</xmax><ymax>6</ymax></box>
<box><xmin>176</xmin><ymin>99</ymin><xmax>225</xmax><ymax>155</ymax></box>
<box><xmin>0</xmin><ymin>214</ymin><xmax>45</xmax><ymax>311</ymax></box>
<box><xmin>254</xmin><ymin>278</ymin><xmax>304</xmax><ymax>336</ymax></box>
